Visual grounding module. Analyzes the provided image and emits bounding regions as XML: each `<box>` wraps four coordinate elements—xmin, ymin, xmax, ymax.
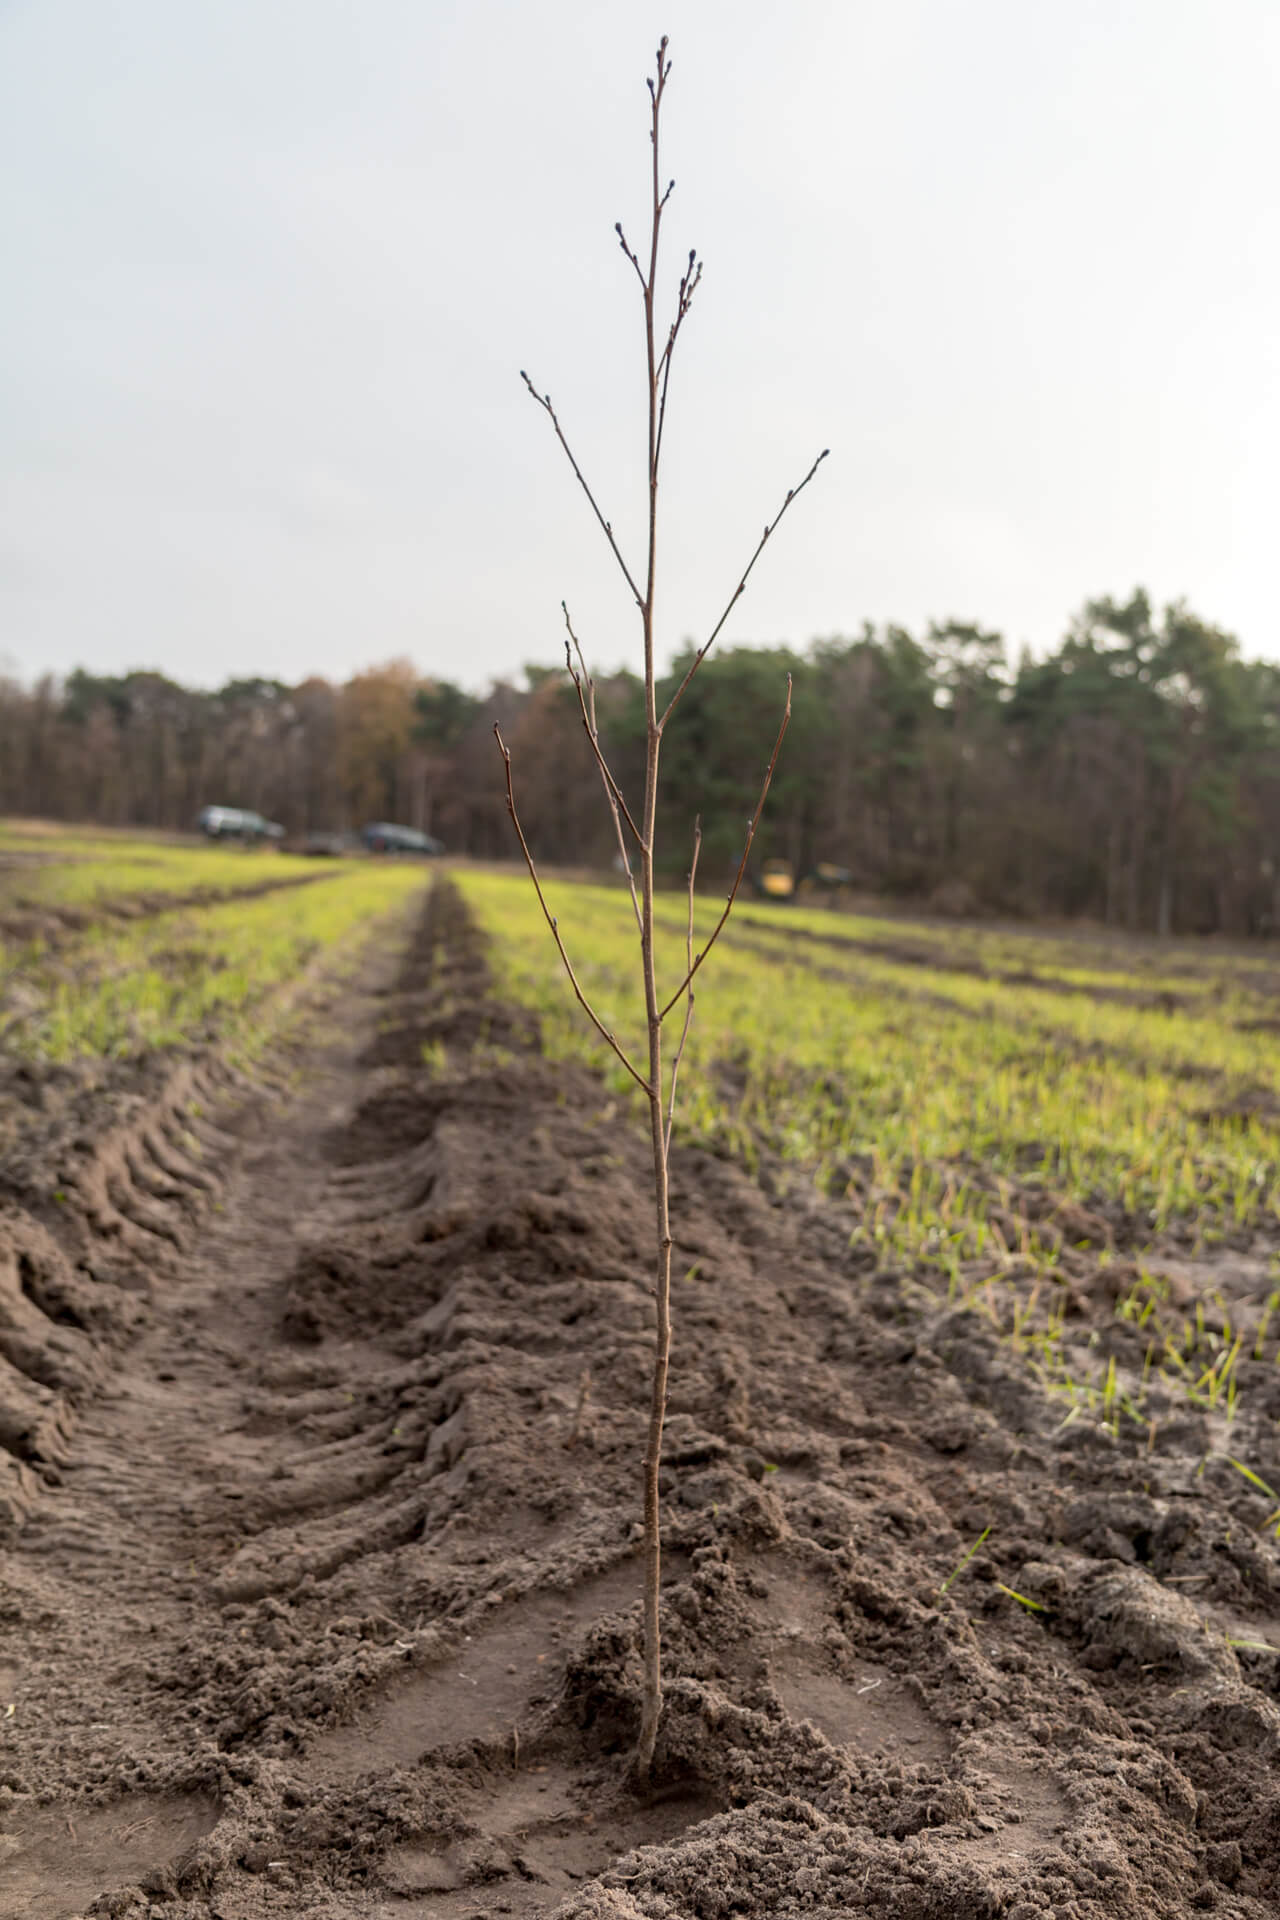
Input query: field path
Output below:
<box><xmin>3</xmin><ymin>880</ymin><xmax>1280</xmax><ymax>1917</ymax></box>
<box><xmin>1</xmin><ymin>904</ymin><xmax>429</xmax><ymax>1914</ymax></box>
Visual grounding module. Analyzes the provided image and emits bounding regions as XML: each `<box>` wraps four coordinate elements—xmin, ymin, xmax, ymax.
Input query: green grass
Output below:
<box><xmin>0</xmin><ymin>829</ymin><xmax>425</xmax><ymax>1063</ymax></box>
<box><xmin>0</xmin><ymin>824</ymin><xmax>325</xmax><ymax>915</ymax></box>
<box><xmin>457</xmin><ymin>867</ymin><xmax>1280</xmax><ymax>1450</ymax></box>
<box><xmin>730</xmin><ymin>894</ymin><xmax>1280</xmax><ymax>992</ymax></box>
<box><xmin>457</xmin><ymin>871</ymin><xmax>1280</xmax><ymax>1241</ymax></box>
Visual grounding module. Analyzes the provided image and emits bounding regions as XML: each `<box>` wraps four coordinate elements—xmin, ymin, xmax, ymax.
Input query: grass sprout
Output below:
<box><xmin>937</xmin><ymin>1527</ymin><xmax>991</xmax><ymax>1601</ymax></box>
<box><xmin>995</xmin><ymin>1584</ymin><xmax>1047</xmax><ymax>1613</ymax></box>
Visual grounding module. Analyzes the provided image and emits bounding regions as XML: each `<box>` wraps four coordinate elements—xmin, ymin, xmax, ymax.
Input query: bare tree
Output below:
<box><xmin>498</xmin><ymin>37</ymin><xmax>826</xmax><ymax>1775</ymax></box>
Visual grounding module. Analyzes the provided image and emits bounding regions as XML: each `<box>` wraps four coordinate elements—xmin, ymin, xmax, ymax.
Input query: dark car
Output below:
<box><xmin>362</xmin><ymin>823</ymin><xmax>445</xmax><ymax>856</ymax></box>
<box><xmin>198</xmin><ymin>805</ymin><xmax>285</xmax><ymax>842</ymax></box>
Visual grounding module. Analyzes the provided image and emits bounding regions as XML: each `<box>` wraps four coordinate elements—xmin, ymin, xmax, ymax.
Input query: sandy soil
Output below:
<box><xmin>4</xmin><ymin>880</ymin><xmax>1280</xmax><ymax>1918</ymax></box>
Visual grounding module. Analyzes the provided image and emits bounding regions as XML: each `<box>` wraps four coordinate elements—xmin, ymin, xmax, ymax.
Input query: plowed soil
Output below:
<box><xmin>5</xmin><ymin>880</ymin><xmax>1280</xmax><ymax>1918</ymax></box>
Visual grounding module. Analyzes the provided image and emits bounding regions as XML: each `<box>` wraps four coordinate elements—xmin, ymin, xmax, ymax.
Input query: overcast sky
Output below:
<box><xmin>3</xmin><ymin>1</ymin><xmax>1278</xmax><ymax>693</ymax></box>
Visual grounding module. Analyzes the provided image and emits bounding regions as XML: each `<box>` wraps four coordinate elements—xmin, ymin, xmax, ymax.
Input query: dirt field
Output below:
<box><xmin>6</xmin><ymin>879</ymin><xmax>1280</xmax><ymax>1917</ymax></box>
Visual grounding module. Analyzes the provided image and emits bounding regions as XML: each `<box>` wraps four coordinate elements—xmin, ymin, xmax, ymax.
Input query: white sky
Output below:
<box><xmin>3</xmin><ymin>1</ymin><xmax>1278</xmax><ymax>691</ymax></box>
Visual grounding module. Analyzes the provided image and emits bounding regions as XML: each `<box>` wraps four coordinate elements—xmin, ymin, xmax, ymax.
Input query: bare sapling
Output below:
<box><xmin>498</xmin><ymin>36</ymin><xmax>826</xmax><ymax>1777</ymax></box>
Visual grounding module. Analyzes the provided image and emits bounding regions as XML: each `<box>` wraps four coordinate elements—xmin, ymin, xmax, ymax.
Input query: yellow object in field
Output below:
<box><xmin>760</xmin><ymin>859</ymin><xmax>796</xmax><ymax>898</ymax></box>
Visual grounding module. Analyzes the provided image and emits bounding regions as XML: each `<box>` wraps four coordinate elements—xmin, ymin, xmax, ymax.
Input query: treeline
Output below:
<box><xmin>6</xmin><ymin>588</ymin><xmax>1280</xmax><ymax>934</ymax></box>
<box><xmin>0</xmin><ymin>660</ymin><xmax>513</xmax><ymax>853</ymax></box>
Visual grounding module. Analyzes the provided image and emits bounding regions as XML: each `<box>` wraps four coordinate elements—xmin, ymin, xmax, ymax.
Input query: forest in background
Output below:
<box><xmin>6</xmin><ymin>588</ymin><xmax>1280</xmax><ymax>936</ymax></box>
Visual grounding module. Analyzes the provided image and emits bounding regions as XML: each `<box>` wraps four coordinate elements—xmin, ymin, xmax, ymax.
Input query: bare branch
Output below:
<box><xmin>664</xmin><ymin>815</ymin><xmax>701</xmax><ymax>1157</ymax></box>
<box><xmin>562</xmin><ymin>605</ymin><xmax>644</xmax><ymax>850</ymax></box>
<box><xmin>656</xmin><ymin>250</ymin><xmax>702</xmax><ymax>384</ymax></box>
<box><xmin>653</xmin><ymin>250</ymin><xmax>702</xmax><ymax>481</ymax></box>
<box><xmin>494</xmin><ymin>725</ymin><xmax>650</xmax><ymax>1096</ymax></box>
<box><xmin>561</xmin><ymin>604</ymin><xmax>644</xmax><ymax>938</ymax></box>
<box><xmin>647</xmin><ymin>35</ymin><xmax>671</xmax><ymax>110</ymax></box>
<box><xmin>615</xmin><ymin>221</ymin><xmax>648</xmax><ymax>291</ymax></box>
<box><xmin>659</xmin><ymin>677</ymin><xmax>792</xmax><ymax>1019</ymax></box>
<box><xmin>658</xmin><ymin>451</ymin><xmax>828</xmax><ymax>731</ymax></box>
<box><xmin>520</xmin><ymin>372</ymin><xmax>645</xmax><ymax>609</ymax></box>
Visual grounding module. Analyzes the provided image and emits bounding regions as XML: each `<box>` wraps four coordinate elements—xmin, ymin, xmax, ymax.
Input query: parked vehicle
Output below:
<box><xmin>362</xmin><ymin>822</ymin><xmax>445</xmax><ymax>856</ymax></box>
<box><xmin>197</xmin><ymin>805</ymin><xmax>284</xmax><ymax>842</ymax></box>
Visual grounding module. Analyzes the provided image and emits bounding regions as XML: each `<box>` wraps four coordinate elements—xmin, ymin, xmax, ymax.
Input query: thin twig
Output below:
<box><xmin>561</xmin><ymin>605</ymin><xmax>645</xmax><ymax>939</ymax></box>
<box><xmin>658</xmin><ymin>453</ymin><xmax>828</xmax><ymax>730</ymax></box>
<box><xmin>658</xmin><ymin>677</ymin><xmax>792</xmax><ymax>1020</ymax></box>
<box><xmin>664</xmin><ymin>815</ymin><xmax>701</xmax><ymax>1157</ymax></box>
<box><xmin>615</xmin><ymin>222</ymin><xmax>648</xmax><ymax>292</ymax></box>
<box><xmin>519</xmin><ymin>373</ymin><xmax>646</xmax><ymax>610</ymax></box>
<box><xmin>656</xmin><ymin>248</ymin><xmax>701</xmax><ymax>382</ymax></box>
<box><xmin>495</xmin><ymin>725</ymin><xmax>650</xmax><ymax>1095</ymax></box>
<box><xmin>653</xmin><ymin>250</ymin><xmax>702</xmax><ymax>482</ymax></box>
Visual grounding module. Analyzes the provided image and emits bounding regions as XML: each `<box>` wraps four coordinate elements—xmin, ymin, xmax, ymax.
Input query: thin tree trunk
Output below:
<box><xmin>1128</xmin><ymin>752</ymin><xmax>1146</xmax><ymax>931</ymax></box>
<box><xmin>635</xmin><ymin>63</ymin><xmax>670</xmax><ymax>1775</ymax></box>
